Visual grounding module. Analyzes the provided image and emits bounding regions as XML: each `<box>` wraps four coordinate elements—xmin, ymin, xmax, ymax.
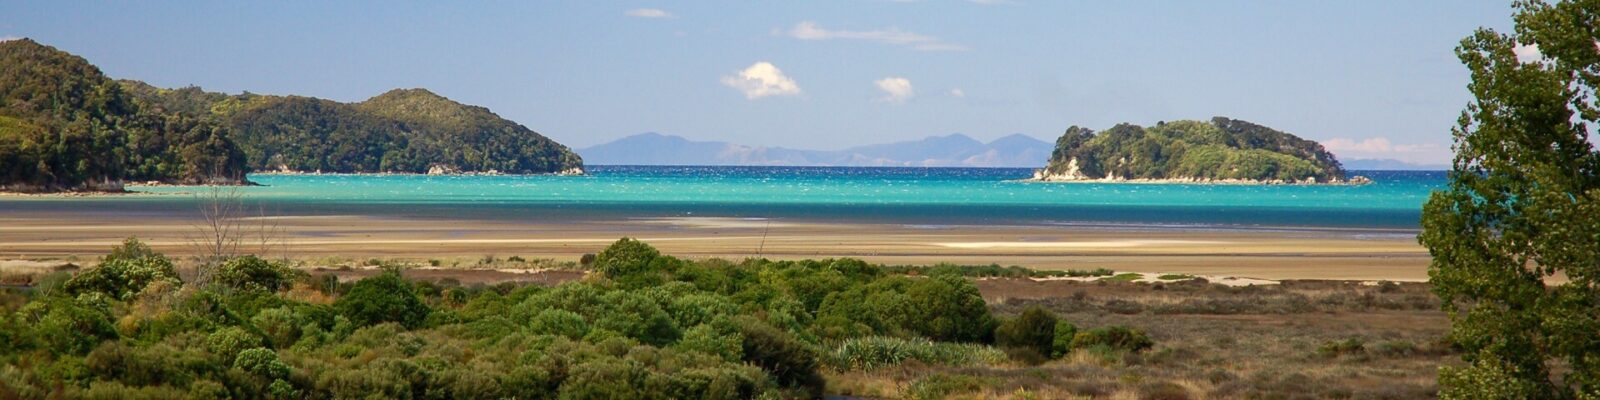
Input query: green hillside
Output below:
<box><xmin>0</xmin><ymin>39</ymin><xmax>247</xmax><ymax>191</ymax></box>
<box><xmin>1038</xmin><ymin>117</ymin><xmax>1354</xmax><ymax>183</ymax></box>
<box><xmin>123</xmin><ymin>83</ymin><xmax>584</xmax><ymax>174</ymax></box>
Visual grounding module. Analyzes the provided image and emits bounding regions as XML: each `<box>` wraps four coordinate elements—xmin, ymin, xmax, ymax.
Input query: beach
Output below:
<box><xmin>0</xmin><ymin>209</ymin><xmax>1430</xmax><ymax>281</ymax></box>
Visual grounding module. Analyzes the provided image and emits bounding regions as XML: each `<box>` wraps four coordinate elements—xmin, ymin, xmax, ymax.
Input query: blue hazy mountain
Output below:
<box><xmin>1341</xmin><ymin>158</ymin><xmax>1448</xmax><ymax>171</ymax></box>
<box><xmin>580</xmin><ymin>133</ymin><xmax>1053</xmax><ymax>167</ymax></box>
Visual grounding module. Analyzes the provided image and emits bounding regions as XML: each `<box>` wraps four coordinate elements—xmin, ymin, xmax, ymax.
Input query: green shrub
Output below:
<box><xmin>63</xmin><ymin>239</ymin><xmax>180</xmax><ymax>300</ymax></box>
<box><xmin>214</xmin><ymin>256</ymin><xmax>297</xmax><ymax>292</ymax></box>
<box><xmin>994</xmin><ymin>306</ymin><xmax>1057</xmax><ymax>360</ymax></box>
<box><xmin>1051</xmin><ymin>320</ymin><xmax>1079</xmax><ymax>358</ymax></box>
<box><xmin>905</xmin><ymin>274</ymin><xmax>996</xmax><ymax>343</ymax></box>
<box><xmin>1317</xmin><ymin>338</ymin><xmax>1366</xmax><ymax>358</ymax></box>
<box><xmin>595</xmin><ymin>237</ymin><xmax>661</xmax><ymax>279</ymax></box>
<box><xmin>1070</xmin><ymin>325</ymin><xmax>1154</xmax><ymax>353</ymax></box>
<box><xmin>205</xmin><ymin>326</ymin><xmax>262</xmax><ymax>361</ymax></box>
<box><xmin>528</xmin><ymin>309</ymin><xmax>589</xmax><ymax>339</ymax></box>
<box><xmin>823</xmin><ymin>336</ymin><xmax>1007</xmax><ymax>371</ymax></box>
<box><xmin>334</xmin><ymin>271</ymin><xmax>430</xmax><ymax>328</ymax></box>
<box><xmin>19</xmin><ymin>296</ymin><xmax>118</xmax><ymax>354</ymax></box>
<box><xmin>233</xmin><ymin>347</ymin><xmax>290</xmax><ymax>380</ymax></box>
<box><xmin>735</xmin><ymin>317</ymin><xmax>823</xmax><ymax>397</ymax></box>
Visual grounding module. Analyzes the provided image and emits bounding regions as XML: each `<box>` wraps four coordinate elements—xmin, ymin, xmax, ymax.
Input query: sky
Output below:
<box><xmin>1</xmin><ymin>1</ymin><xmax>1522</xmax><ymax>164</ymax></box>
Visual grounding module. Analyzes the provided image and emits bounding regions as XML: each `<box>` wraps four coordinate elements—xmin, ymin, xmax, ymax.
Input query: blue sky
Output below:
<box><xmin>2</xmin><ymin>1</ymin><xmax>1518</xmax><ymax>163</ymax></box>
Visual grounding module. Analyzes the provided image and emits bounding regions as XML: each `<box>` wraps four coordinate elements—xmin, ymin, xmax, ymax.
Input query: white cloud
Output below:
<box><xmin>874</xmin><ymin>77</ymin><xmax>915</xmax><ymax>104</ymax></box>
<box><xmin>949</xmin><ymin>88</ymin><xmax>965</xmax><ymax>98</ymax></box>
<box><xmin>721</xmin><ymin>62</ymin><xmax>802</xmax><ymax>99</ymax></box>
<box><xmin>625</xmin><ymin>8</ymin><xmax>674</xmax><ymax>18</ymax></box>
<box><xmin>785</xmin><ymin>21</ymin><xmax>968</xmax><ymax>52</ymax></box>
<box><xmin>0</xmin><ymin>36</ymin><xmax>20</xmax><ymax>43</ymax></box>
<box><xmin>1513</xmin><ymin>43</ymin><xmax>1542</xmax><ymax>63</ymax></box>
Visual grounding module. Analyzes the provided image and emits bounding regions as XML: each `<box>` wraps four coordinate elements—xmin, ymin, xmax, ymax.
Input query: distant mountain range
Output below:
<box><xmin>1340</xmin><ymin>158</ymin><xmax>1447</xmax><ymax>171</ymax></box>
<box><xmin>580</xmin><ymin>133</ymin><xmax>1054</xmax><ymax>168</ymax></box>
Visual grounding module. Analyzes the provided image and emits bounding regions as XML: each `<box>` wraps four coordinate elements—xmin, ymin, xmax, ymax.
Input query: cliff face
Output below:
<box><xmin>1036</xmin><ymin>118</ymin><xmax>1364</xmax><ymax>184</ymax></box>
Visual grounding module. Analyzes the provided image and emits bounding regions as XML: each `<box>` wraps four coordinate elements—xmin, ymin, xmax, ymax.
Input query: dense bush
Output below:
<box><xmin>1070</xmin><ymin>326</ymin><xmax>1154</xmax><ymax>353</ymax></box>
<box><xmin>0</xmin><ymin>237</ymin><xmax>1022</xmax><ymax>398</ymax></box>
<box><xmin>994</xmin><ymin>306</ymin><xmax>1057</xmax><ymax>361</ymax></box>
<box><xmin>333</xmin><ymin>270</ymin><xmax>430</xmax><ymax>328</ymax></box>
<box><xmin>823</xmin><ymin>336</ymin><xmax>1006</xmax><ymax>371</ymax></box>
<box><xmin>62</xmin><ymin>238</ymin><xmax>179</xmax><ymax>300</ymax></box>
<box><xmin>214</xmin><ymin>256</ymin><xmax>297</xmax><ymax>293</ymax></box>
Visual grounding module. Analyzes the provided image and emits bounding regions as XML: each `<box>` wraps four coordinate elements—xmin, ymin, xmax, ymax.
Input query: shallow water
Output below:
<box><xmin>3</xmin><ymin>166</ymin><xmax>1446</xmax><ymax>229</ymax></box>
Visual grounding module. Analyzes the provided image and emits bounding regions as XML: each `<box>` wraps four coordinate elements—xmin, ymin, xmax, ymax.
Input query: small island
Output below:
<box><xmin>1032</xmin><ymin>117</ymin><xmax>1368</xmax><ymax>184</ymax></box>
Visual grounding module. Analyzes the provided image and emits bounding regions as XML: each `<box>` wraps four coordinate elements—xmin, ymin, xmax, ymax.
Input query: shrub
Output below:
<box><xmin>214</xmin><ymin>255</ymin><xmax>297</xmax><ymax>292</ymax></box>
<box><xmin>823</xmin><ymin>336</ymin><xmax>1006</xmax><ymax>371</ymax></box>
<box><xmin>63</xmin><ymin>239</ymin><xmax>180</xmax><ymax>300</ymax></box>
<box><xmin>594</xmin><ymin>238</ymin><xmax>660</xmax><ymax>279</ymax></box>
<box><xmin>905</xmin><ymin>274</ymin><xmax>996</xmax><ymax>343</ymax></box>
<box><xmin>994</xmin><ymin>306</ymin><xmax>1058</xmax><ymax>360</ymax></box>
<box><xmin>334</xmin><ymin>271</ymin><xmax>430</xmax><ymax>328</ymax></box>
<box><xmin>1051</xmin><ymin>320</ymin><xmax>1079</xmax><ymax>358</ymax></box>
<box><xmin>906</xmin><ymin>373</ymin><xmax>989</xmax><ymax>400</ymax></box>
<box><xmin>19</xmin><ymin>297</ymin><xmax>118</xmax><ymax>354</ymax></box>
<box><xmin>206</xmin><ymin>326</ymin><xmax>262</xmax><ymax>361</ymax></box>
<box><xmin>233</xmin><ymin>347</ymin><xmax>290</xmax><ymax>380</ymax></box>
<box><xmin>735</xmin><ymin>317</ymin><xmax>823</xmax><ymax>397</ymax></box>
<box><xmin>1317</xmin><ymin>338</ymin><xmax>1366</xmax><ymax>358</ymax></box>
<box><xmin>1070</xmin><ymin>326</ymin><xmax>1153</xmax><ymax>353</ymax></box>
<box><xmin>528</xmin><ymin>309</ymin><xmax>589</xmax><ymax>339</ymax></box>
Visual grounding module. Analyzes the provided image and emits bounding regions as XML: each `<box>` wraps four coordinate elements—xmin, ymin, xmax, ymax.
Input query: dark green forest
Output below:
<box><xmin>1041</xmin><ymin>117</ymin><xmax>1349</xmax><ymax>183</ymax></box>
<box><xmin>0</xmin><ymin>238</ymin><xmax>1147</xmax><ymax>399</ymax></box>
<box><xmin>0</xmin><ymin>39</ymin><xmax>247</xmax><ymax>191</ymax></box>
<box><xmin>0</xmin><ymin>39</ymin><xmax>584</xmax><ymax>192</ymax></box>
<box><xmin>120</xmin><ymin>82</ymin><xmax>583</xmax><ymax>175</ymax></box>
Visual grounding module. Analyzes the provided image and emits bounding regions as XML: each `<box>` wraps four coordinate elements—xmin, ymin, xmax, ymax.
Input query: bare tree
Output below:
<box><xmin>186</xmin><ymin>185</ymin><xmax>245</xmax><ymax>285</ymax></box>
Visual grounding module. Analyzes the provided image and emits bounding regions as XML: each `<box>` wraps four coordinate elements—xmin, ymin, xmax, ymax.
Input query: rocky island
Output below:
<box><xmin>1033</xmin><ymin>117</ymin><xmax>1368</xmax><ymax>184</ymax></box>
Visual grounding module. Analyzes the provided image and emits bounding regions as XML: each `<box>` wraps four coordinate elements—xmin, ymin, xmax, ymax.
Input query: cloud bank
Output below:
<box><xmin>625</xmin><ymin>8</ymin><xmax>674</xmax><ymax>18</ymax></box>
<box><xmin>721</xmin><ymin>62</ymin><xmax>802</xmax><ymax>99</ymax></box>
<box><xmin>874</xmin><ymin>77</ymin><xmax>915</xmax><ymax>104</ymax></box>
<box><xmin>785</xmin><ymin>21</ymin><xmax>967</xmax><ymax>52</ymax></box>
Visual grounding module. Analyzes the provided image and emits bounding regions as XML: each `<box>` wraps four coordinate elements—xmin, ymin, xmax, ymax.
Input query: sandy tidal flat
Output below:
<box><xmin>0</xmin><ymin>209</ymin><xmax>1431</xmax><ymax>281</ymax></box>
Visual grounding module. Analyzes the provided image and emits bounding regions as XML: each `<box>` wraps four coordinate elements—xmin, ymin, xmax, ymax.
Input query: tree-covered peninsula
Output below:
<box><xmin>1034</xmin><ymin>117</ymin><xmax>1363</xmax><ymax>184</ymax></box>
<box><xmin>122</xmin><ymin>83</ymin><xmax>585</xmax><ymax>175</ymax></box>
<box><xmin>0</xmin><ymin>39</ymin><xmax>248</xmax><ymax>192</ymax></box>
<box><xmin>0</xmin><ymin>38</ymin><xmax>584</xmax><ymax>193</ymax></box>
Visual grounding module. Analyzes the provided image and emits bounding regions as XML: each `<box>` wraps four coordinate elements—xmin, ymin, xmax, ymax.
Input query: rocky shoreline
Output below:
<box><xmin>1027</xmin><ymin>168</ymin><xmax>1372</xmax><ymax>185</ymax></box>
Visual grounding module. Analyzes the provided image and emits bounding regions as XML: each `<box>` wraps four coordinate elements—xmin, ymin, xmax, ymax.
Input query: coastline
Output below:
<box><xmin>1024</xmin><ymin>169</ymin><xmax>1373</xmax><ymax>185</ymax></box>
<box><xmin>0</xmin><ymin>210</ymin><xmax>1432</xmax><ymax>281</ymax></box>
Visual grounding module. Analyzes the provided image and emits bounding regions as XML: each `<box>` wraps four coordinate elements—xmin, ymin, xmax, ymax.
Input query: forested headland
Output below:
<box><xmin>0</xmin><ymin>39</ymin><xmax>583</xmax><ymax>193</ymax></box>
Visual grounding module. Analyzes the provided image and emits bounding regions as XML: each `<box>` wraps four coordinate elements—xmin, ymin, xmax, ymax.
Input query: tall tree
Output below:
<box><xmin>1420</xmin><ymin>1</ymin><xmax>1600</xmax><ymax>398</ymax></box>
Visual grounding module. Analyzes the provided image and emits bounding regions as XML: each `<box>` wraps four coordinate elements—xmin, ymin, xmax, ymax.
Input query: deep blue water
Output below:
<box><xmin>0</xmin><ymin>166</ymin><xmax>1447</xmax><ymax>229</ymax></box>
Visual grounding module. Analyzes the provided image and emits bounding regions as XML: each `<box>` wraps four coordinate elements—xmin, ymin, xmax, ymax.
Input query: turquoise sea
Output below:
<box><xmin>2</xmin><ymin>166</ymin><xmax>1447</xmax><ymax>229</ymax></box>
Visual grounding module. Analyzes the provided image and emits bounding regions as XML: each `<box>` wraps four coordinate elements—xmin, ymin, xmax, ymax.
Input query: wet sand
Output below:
<box><xmin>0</xmin><ymin>209</ymin><xmax>1430</xmax><ymax>281</ymax></box>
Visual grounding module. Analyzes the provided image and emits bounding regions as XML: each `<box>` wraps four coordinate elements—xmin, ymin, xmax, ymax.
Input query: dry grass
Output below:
<box><xmin>828</xmin><ymin>279</ymin><xmax>1454</xmax><ymax>399</ymax></box>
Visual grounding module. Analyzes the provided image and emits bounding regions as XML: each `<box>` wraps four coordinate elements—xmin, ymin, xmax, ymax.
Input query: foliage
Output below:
<box><xmin>994</xmin><ymin>306</ymin><xmax>1058</xmax><ymax>360</ymax></box>
<box><xmin>128</xmin><ymin>84</ymin><xmax>584</xmax><ymax>174</ymax></box>
<box><xmin>213</xmin><ymin>255</ymin><xmax>298</xmax><ymax>293</ymax></box>
<box><xmin>1069</xmin><ymin>326</ymin><xmax>1154</xmax><ymax>353</ymax></box>
<box><xmin>0</xmin><ymin>39</ymin><xmax>247</xmax><ymax>191</ymax></box>
<box><xmin>333</xmin><ymin>271</ymin><xmax>430</xmax><ymax>328</ymax></box>
<box><xmin>822</xmin><ymin>336</ymin><xmax>1006</xmax><ymax>371</ymax></box>
<box><xmin>62</xmin><ymin>238</ymin><xmax>179</xmax><ymax>300</ymax></box>
<box><xmin>0</xmin><ymin>238</ymin><xmax>1024</xmax><ymax>398</ymax></box>
<box><xmin>1420</xmin><ymin>1</ymin><xmax>1600</xmax><ymax>398</ymax></box>
<box><xmin>1043</xmin><ymin>117</ymin><xmax>1348</xmax><ymax>182</ymax></box>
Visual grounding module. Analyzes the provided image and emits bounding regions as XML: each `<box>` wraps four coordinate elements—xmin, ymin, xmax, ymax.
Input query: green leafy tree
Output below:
<box><xmin>1420</xmin><ymin>2</ymin><xmax>1600</xmax><ymax>397</ymax></box>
